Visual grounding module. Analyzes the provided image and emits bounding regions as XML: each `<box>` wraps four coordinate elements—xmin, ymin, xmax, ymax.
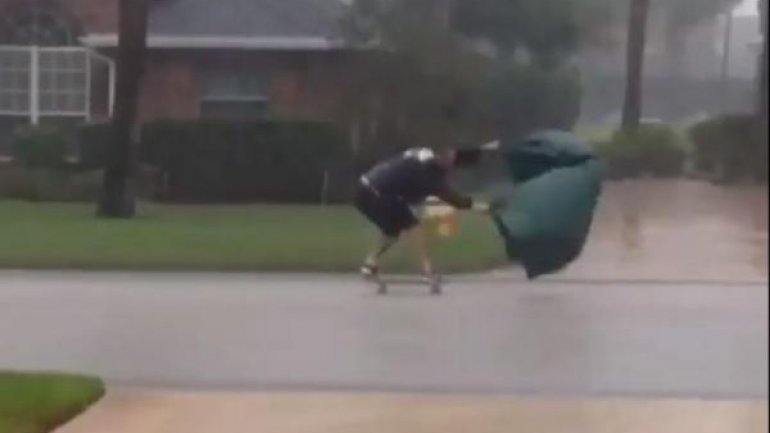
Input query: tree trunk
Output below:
<box><xmin>757</xmin><ymin>0</ymin><xmax>768</xmax><ymax>146</ymax></box>
<box><xmin>622</xmin><ymin>0</ymin><xmax>650</xmax><ymax>134</ymax></box>
<box><xmin>97</xmin><ymin>0</ymin><xmax>149</xmax><ymax>218</ymax></box>
<box><xmin>719</xmin><ymin>10</ymin><xmax>734</xmax><ymax>108</ymax></box>
<box><xmin>664</xmin><ymin>17</ymin><xmax>687</xmax><ymax>80</ymax></box>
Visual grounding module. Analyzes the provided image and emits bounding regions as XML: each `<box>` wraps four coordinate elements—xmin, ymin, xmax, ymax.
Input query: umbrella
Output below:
<box><xmin>503</xmin><ymin>130</ymin><xmax>594</xmax><ymax>182</ymax></box>
<box><xmin>491</xmin><ymin>131</ymin><xmax>604</xmax><ymax>279</ymax></box>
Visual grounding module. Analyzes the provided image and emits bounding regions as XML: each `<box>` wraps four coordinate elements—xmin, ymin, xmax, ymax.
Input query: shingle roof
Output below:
<box><xmin>148</xmin><ymin>0</ymin><xmax>345</xmax><ymax>39</ymax></box>
<box><xmin>81</xmin><ymin>0</ymin><xmax>349</xmax><ymax>48</ymax></box>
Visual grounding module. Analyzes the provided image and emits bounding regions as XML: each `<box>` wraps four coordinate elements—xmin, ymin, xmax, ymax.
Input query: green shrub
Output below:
<box><xmin>0</xmin><ymin>166</ymin><xmax>69</xmax><ymax>201</ymax></box>
<box><xmin>0</xmin><ymin>164</ymin><xmax>157</xmax><ymax>202</ymax></box>
<box><xmin>78</xmin><ymin>123</ymin><xmax>113</xmax><ymax>170</ymax></box>
<box><xmin>596</xmin><ymin>124</ymin><xmax>687</xmax><ymax>179</ymax></box>
<box><xmin>143</xmin><ymin>119</ymin><xmax>352</xmax><ymax>203</ymax></box>
<box><xmin>63</xmin><ymin>170</ymin><xmax>103</xmax><ymax>202</ymax></box>
<box><xmin>12</xmin><ymin>125</ymin><xmax>68</xmax><ymax>169</ymax></box>
<box><xmin>65</xmin><ymin>165</ymin><xmax>158</xmax><ymax>202</ymax></box>
<box><xmin>689</xmin><ymin>114</ymin><xmax>766</xmax><ymax>183</ymax></box>
<box><xmin>0</xmin><ymin>164</ymin><xmax>36</xmax><ymax>200</ymax></box>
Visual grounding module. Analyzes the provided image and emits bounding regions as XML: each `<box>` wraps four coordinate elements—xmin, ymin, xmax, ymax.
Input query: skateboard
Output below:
<box><xmin>367</xmin><ymin>274</ymin><xmax>444</xmax><ymax>296</ymax></box>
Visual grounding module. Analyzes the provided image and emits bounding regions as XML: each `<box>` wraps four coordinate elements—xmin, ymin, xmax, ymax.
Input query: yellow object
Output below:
<box><xmin>436</xmin><ymin>212</ymin><xmax>458</xmax><ymax>237</ymax></box>
<box><xmin>422</xmin><ymin>198</ymin><xmax>458</xmax><ymax>238</ymax></box>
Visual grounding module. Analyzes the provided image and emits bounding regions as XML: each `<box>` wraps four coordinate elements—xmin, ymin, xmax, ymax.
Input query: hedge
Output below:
<box><xmin>77</xmin><ymin>123</ymin><xmax>112</xmax><ymax>171</ymax></box>
<box><xmin>79</xmin><ymin>120</ymin><xmax>354</xmax><ymax>203</ymax></box>
<box><xmin>12</xmin><ymin>125</ymin><xmax>69</xmax><ymax>169</ymax></box>
<box><xmin>689</xmin><ymin>114</ymin><xmax>767</xmax><ymax>183</ymax></box>
<box><xmin>595</xmin><ymin>124</ymin><xmax>687</xmax><ymax>179</ymax></box>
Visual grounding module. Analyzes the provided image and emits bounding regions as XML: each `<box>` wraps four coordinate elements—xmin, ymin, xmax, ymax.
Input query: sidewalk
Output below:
<box><xmin>58</xmin><ymin>390</ymin><xmax>768</xmax><ymax>433</ymax></box>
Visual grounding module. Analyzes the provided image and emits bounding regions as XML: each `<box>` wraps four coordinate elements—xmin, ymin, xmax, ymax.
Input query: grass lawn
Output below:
<box><xmin>0</xmin><ymin>201</ymin><xmax>505</xmax><ymax>274</ymax></box>
<box><xmin>0</xmin><ymin>372</ymin><xmax>104</xmax><ymax>433</ymax></box>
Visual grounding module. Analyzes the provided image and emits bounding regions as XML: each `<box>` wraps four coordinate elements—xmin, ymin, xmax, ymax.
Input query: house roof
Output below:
<box><xmin>81</xmin><ymin>0</ymin><xmax>348</xmax><ymax>50</ymax></box>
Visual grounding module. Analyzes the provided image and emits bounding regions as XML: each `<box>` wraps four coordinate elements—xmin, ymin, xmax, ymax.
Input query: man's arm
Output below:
<box><xmin>426</xmin><ymin>165</ymin><xmax>491</xmax><ymax>212</ymax></box>
<box><xmin>434</xmin><ymin>181</ymin><xmax>474</xmax><ymax>210</ymax></box>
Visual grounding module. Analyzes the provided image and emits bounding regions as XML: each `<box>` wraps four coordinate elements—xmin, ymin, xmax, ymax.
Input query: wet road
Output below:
<box><xmin>1</xmin><ymin>271</ymin><xmax>766</xmax><ymax>399</ymax></box>
<box><xmin>549</xmin><ymin>180</ymin><xmax>769</xmax><ymax>283</ymax></box>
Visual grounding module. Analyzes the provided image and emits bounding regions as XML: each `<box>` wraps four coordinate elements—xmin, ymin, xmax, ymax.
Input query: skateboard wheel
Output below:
<box><xmin>377</xmin><ymin>282</ymin><xmax>387</xmax><ymax>295</ymax></box>
<box><xmin>430</xmin><ymin>283</ymin><xmax>442</xmax><ymax>296</ymax></box>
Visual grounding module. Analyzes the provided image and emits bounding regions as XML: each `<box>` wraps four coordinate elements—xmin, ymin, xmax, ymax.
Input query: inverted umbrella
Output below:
<box><xmin>491</xmin><ymin>131</ymin><xmax>604</xmax><ymax>279</ymax></box>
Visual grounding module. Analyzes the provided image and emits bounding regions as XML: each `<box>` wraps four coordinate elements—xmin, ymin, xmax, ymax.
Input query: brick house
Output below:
<box><xmin>0</xmin><ymin>0</ymin><xmax>355</xmax><ymax>155</ymax></box>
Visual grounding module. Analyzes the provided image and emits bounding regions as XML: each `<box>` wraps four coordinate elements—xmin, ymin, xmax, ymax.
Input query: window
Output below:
<box><xmin>38</xmin><ymin>48</ymin><xmax>89</xmax><ymax>116</ymax></box>
<box><xmin>0</xmin><ymin>47</ymin><xmax>89</xmax><ymax>119</ymax></box>
<box><xmin>200</xmin><ymin>68</ymin><xmax>271</xmax><ymax>120</ymax></box>
<box><xmin>0</xmin><ymin>5</ymin><xmax>103</xmax><ymax>157</ymax></box>
<box><xmin>0</xmin><ymin>48</ymin><xmax>31</xmax><ymax>115</ymax></box>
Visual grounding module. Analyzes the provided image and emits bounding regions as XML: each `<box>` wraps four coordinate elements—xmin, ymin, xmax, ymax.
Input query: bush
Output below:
<box><xmin>0</xmin><ymin>164</ymin><xmax>36</xmax><ymax>200</ymax></box>
<box><xmin>76</xmin><ymin>119</ymin><xmax>352</xmax><ymax>203</ymax></box>
<box><xmin>596</xmin><ymin>124</ymin><xmax>687</xmax><ymax>179</ymax></box>
<box><xmin>0</xmin><ymin>164</ymin><xmax>157</xmax><ymax>202</ymax></box>
<box><xmin>65</xmin><ymin>165</ymin><xmax>158</xmax><ymax>202</ymax></box>
<box><xmin>0</xmin><ymin>166</ymin><xmax>72</xmax><ymax>201</ymax></box>
<box><xmin>12</xmin><ymin>125</ymin><xmax>68</xmax><ymax>169</ymax></box>
<box><xmin>143</xmin><ymin>119</ymin><xmax>352</xmax><ymax>203</ymax></box>
<box><xmin>689</xmin><ymin>114</ymin><xmax>766</xmax><ymax>183</ymax></box>
<box><xmin>78</xmin><ymin>123</ymin><xmax>112</xmax><ymax>170</ymax></box>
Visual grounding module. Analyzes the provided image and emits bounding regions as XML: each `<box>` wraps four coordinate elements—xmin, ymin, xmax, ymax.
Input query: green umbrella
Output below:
<box><xmin>491</xmin><ymin>131</ymin><xmax>604</xmax><ymax>279</ymax></box>
<box><xmin>503</xmin><ymin>130</ymin><xmax>594</xmax><ymax>182</ymax></box>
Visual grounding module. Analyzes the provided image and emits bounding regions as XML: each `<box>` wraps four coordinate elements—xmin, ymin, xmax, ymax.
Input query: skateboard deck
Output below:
<box><xmin>367</xmin><ymin>274</ymin><xmax>444</xmax><ymax>296</ymax></box>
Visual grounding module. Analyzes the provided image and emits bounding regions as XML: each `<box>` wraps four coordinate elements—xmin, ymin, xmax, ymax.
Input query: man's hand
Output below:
<box><xmin>489</xmin><ymin>197</ymin><xmax>506</xmax><ymax>212</ymax></box>
<box><xmin>472</xmin><ymin>198</ymin><xmax>505</xmax><ymax>214</ymax></box>
<box><xmin>471</xmin><ymin>201</ymin><xmax>492</xmax><ymax>214</ymax></box>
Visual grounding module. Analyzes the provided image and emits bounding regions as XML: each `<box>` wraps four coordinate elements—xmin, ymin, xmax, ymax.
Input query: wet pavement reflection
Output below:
<box><xmin>555</xmin><ymin>180</ymin><xmax>768</xmax><ymax>282</ymax></box>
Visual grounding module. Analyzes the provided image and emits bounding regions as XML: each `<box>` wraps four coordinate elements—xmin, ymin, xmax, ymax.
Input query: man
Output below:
<box><xmin>354</xmin><ymin>146</ymin><xmax>492</xmax><ymax>283</ymax></box>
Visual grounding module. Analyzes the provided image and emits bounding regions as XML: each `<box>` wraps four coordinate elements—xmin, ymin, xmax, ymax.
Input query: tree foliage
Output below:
<box><xmin>655</xmin><ymin>0</ymin><xmax>741</xmax><ymax>29</ymax></box>
<box><xmin>340</xmin><ymin>0</ymin><xmax>613</xmax><ymax>149</ymax></box>
<box><xmin>453</xmin><ymin>0</ymin><xmax>620</xmax><ymax>64</ymax></box>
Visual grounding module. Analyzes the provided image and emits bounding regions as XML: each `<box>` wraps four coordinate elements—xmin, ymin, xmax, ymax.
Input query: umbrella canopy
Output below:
<box><xmin>492</xmin><ymin>131</ymin><xmax>604</xmax><ymax>279</ymax></box>
<box><xmin>503</xmin><ymin>130</ymin><xmax>594</xmax><ymax>183</ymax></box>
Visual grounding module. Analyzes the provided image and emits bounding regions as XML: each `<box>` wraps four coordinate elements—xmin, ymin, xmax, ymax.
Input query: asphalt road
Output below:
<box><xmin>1</xmin><ymin>271</ymin><xmax>766</xmax><ymax>399</ymax></box>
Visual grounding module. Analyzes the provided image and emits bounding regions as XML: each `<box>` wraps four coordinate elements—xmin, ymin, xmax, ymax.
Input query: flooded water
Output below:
<box><xmin>556</xmin><ymin>180</ymin><xmax>768</xmax><ymax>283</ymax></box>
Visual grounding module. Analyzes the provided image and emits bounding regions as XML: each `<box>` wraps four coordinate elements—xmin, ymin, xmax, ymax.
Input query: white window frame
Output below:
<box><xmin>36</xmin><ymin>46</ymin><xmax>90</xmax><ymax>120</ymax></box>
<box><xmin>0</xmin><ymin>45</ymin><xmax>115</xmax><ymax>125</ymax></box>
<box><xmin>199</xmin><ymin>67</ymin><xmax>272</xmax><ymax>120</ymax></box>
<box><xmin>0</xmin><ymin>46</ymin><xmax>32</xmax><ymax>116</ymax></box>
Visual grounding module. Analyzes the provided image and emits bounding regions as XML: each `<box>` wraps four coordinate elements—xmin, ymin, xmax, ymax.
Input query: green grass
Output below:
<box><xmin>0</xmin><ymin>372</ymin><xmax>105</xmax><ymax>433</ymax></box>
<box><xmin>0</xmin><ymin>201</ymin><xmax>504</xmax><ymax>274</ymax></box>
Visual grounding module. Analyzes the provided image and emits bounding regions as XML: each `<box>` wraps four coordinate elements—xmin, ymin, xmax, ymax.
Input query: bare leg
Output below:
<box><xmin>408</xmin><ymin>225</ymin><xmax>434</xmax><ymax>276</ymax></box>
<box><xmin>364</xmin><ymin>234</ymin><xmax>398</xmax><ymax>270</ymax></box>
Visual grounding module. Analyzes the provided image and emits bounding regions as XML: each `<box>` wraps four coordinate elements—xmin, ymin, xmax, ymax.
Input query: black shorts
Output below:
<box><xmin>354</xmin><ymin>184</ymin><xmax>418</xmax><ymax>237</ymax></box>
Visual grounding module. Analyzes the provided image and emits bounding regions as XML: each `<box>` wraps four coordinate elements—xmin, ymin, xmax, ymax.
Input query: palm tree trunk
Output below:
<box><xmin>97</xmin><ymin>0</ymin><xmax>149</xmax><ymax>218</ymax></box>
<box><xmin>664</xmin><ymin>16</ymin><xmax>686</xmax><ymax>80</ymax></box>
<box><xmin>622</xmin><ymin>0</ymin><xmax>650</xmax><ymax>134</ymax></box>
<box><xmin>757</xmin><ymin>0</ymin><xmax>768</xmax><ymax>146</ymax></box>
<box><xmin>719</xmin><ymin>10</ymin><xmax>734</xmax><ymax>108</ymax></box>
